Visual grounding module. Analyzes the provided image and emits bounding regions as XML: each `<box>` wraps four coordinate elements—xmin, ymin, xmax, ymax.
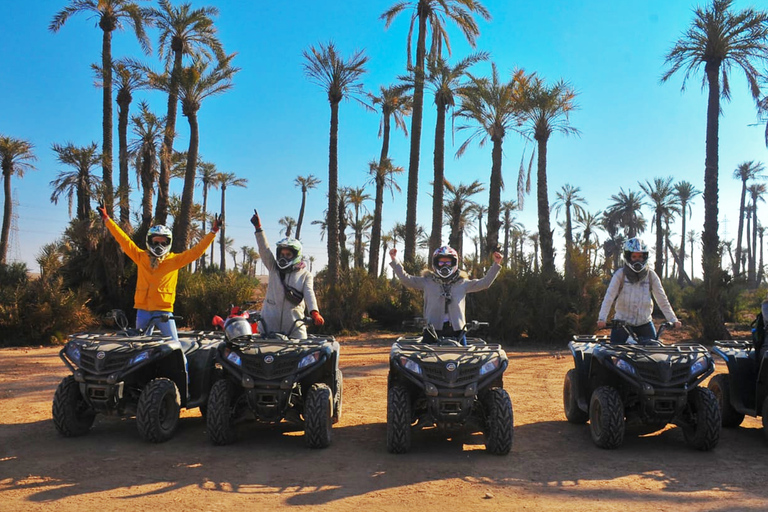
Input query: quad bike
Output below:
<box><xmin>386</xmin><ymin>320</ymin><xmax>513</xmax><ymax>455</ymax></box>
<box><xmin>52</xmin><ymin>310</ymin><xmax>224</xmax><ymax>442</ymax></box>
<box><xmin>709</xmin><ymin>331</ymin><xmax>768</xmax><ymax>439</ymax></box>
<box><xmin>564</xmin><ymin>321</ymin><xmax>721</xmax><ymax>450</ymax></box>
<box><xmin>206</xmin><ymin>310</ymin><xmax>341</xmax><ymax>448</ymax></box>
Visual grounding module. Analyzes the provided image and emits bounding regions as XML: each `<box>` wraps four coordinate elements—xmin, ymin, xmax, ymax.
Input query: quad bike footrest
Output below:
<box><xmin>427</xmin><ymin>396</ymin><xmax>475</xmax><ymax>422</ymax></box>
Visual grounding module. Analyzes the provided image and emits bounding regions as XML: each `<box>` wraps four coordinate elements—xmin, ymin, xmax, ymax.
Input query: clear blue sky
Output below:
<box><xmin>2</xmin><ymin>0</ymin><xmax>767</xmax><ymax>279</ymax></box>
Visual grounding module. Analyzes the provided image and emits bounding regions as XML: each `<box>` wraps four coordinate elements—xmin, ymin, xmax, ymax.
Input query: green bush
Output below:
<box><xmin>175</xmin><ymin>269</ymin><xmax>259</xmax><ymax>330</ymax></box>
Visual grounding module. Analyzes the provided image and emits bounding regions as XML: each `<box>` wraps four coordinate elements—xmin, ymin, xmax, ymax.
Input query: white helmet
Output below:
<box><xmin>146</xmin><ymin>225</ymin><xmax>172</xmax><ymax>258</ymax></box>
<box><xmin>623</xmin><ymin>237</ymin><xmax>649</xmax><ymax>273</ymax></box>
<box><xmin>276</xmin><ymin>238</ymin><xmax>302</xmax><ymax>271</ymax></box>
<box><xmin>432</xmin><ymin>246</ymin><xmax>459</xmax><ymax>280</ymax></box>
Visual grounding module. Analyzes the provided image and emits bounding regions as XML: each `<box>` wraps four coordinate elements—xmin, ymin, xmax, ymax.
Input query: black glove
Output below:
<box><xmin>250</xmin><ymin>209</ymin><xmax>262</xmax><ymax>232</ymax></box>
<box><xmin>212</xmin><ymin>213</ymin><xmax>223</xmax><ymax>233</ymax></box>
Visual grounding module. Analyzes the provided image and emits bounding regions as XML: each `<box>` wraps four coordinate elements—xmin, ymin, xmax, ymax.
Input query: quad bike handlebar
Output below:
<box><xmin>105</xmin><ymin>309</ymin><xmax>182</xmax><ymax>337</ymax></box>
<box><xmin>610</xmin><ymin>320</ymin><xmax>673</xmax><ymax>344</ymax></box>
<box><xmin>422</xmin><ymin>319</ymin><xmax>489</xmax><ymax>346</ymax></box>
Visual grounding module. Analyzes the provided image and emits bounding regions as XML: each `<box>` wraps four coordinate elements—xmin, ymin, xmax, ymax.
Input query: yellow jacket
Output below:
<box><xmin>105</xmin><ymin>218</ymin><xmax>216</xmax><ymax>312</ymax></box>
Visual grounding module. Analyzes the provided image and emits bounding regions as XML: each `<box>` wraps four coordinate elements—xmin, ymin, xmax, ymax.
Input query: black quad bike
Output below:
<box><xmin>708</xmin><ymin>333</ymin><xmax>768</xmax><ymax>439</ymax></box>
<box><xmin>206</xmin><ymin>311</ymin><xmax>342</xmax><ymax>448</ymax></box>
<box><xmin>564</xmin><ymin>321</ymin><xmax>721</xmax><ymax>450</ymax></box>
<box><xmin>52</xmin><ymin>310</ymin><xmax>224</xmax><ymax>442</ymax></box>
<box><xmin>386</xmin><ymin>321</ymin><xmax>513</xmax><ymax>455</ymax></box>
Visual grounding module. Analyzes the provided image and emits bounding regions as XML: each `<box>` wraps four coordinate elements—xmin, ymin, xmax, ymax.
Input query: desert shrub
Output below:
<box><xmin>175</xmin><ymin>269</ymin><xmax>259</xmax><ymax>330</ymax></box>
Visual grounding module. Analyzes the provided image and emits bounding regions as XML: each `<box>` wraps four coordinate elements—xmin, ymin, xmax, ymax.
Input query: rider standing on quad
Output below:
<box><xmin>251</xmin><ymin>209</ymin><xmax>324</xmax><ymax>339</ymax></box>
<box><xmin>389</xmin><ymin>246</ymin><xmax>502</xmax><ymax>342</ymax></box>
<box><xmin>97</xmin><ymin>206</ymin><xmax>221</xmax><ymax>341</ymax></box>
<box><xmin>597</xmin><ymin>237</ymin><xmax>681</xmax><ymax>343</ymax></box>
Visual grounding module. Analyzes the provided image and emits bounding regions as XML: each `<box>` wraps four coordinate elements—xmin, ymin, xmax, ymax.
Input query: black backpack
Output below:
<box><xmin>752</xmin><ymin>311</ymin><xmax>765</xmax><ymax>353</ymax></box>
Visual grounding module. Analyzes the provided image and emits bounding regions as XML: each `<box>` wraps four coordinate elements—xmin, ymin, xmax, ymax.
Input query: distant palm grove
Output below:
<box><xmin>2</xmin><ymin>0</ymin><xmax>768</xmax><ymax>344</ymax></box>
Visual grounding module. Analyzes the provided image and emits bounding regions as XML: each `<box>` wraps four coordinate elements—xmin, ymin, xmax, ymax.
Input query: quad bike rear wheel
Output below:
<box><xmin>589</xmin><ymin>386</ymin><xmax>625</xmax><ymax>449</ymax></box>
<box><xmin>386</xmin><ymin>385</ymin><xmax>412</xmax><ymax>454</ymax></box>
<box><xmin>52</xmin><ymin>375</ymin><xmax>96</xmax><ymax>437</ymax></box>
<box><xmin>305</xmin><ymin>383</ymin><xmax>333</xmax><ymax>448</ymax></box>
<box><xmin>207</xmin><ymin>379</ymin><xmax>237</xmax><ymax>445</ymax></box>
<box><xmin>708</xmin><ymin>374</ymin><xmax>744</xmax><ymax>428</ymax></box>
<box><xmin>137</xmin><ymin>377</ymin><xmax>181</xmax><ymax>443</ymax></box>
<box><xmin>483</xmin><ymin>388</ymin><xmax>514</xmax><ymax>455</ymax></box>
<box><xmin>563</xmin><ymin>369</ymin><xmax>588</xmax><ymax>424</ymax></box>
<box><xmin>682</xmin><ymin>387</ymin><xmax>721</xmax><ymax>451</ymax></box>
<box><xmin>333</xmin><ymin>369</ymin><xmax>343</xmax><ymax>424</ymax></box>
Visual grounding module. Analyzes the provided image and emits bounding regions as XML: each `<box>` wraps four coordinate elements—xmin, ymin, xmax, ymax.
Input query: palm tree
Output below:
<box><xmin>171</xmin><ymin>54</ymin><xmax>238</xmax><ymax>252</ymax></box>
<box><xmin>731</xmin><ymin>161</ymin><xmax>765</xmax><ymax>276</ymax></box>
<box><xmin>552</xmin><ymin>183</ymin><xmax>587</xmax><ymax>278</ymax></box>
<box><xmin>639</xmin><ymin>177</ymin><xmax>680</xmax><ymax>276</ymax></box>
<box><xmin>303</xmin><ymin>41</ymin><xmax>369</xmax><ymax>282</ymax></box>
<box><xmin>347</xmin><ymin>186</ymin><xmax>371</xmax><ymax>269</ymax></box>
<box><xmin>673</xmin><ymin>180</ymin><xmax>701</xmax><ymax>284</ymax></box>
<box><xmin>50</xmin><ymin>0</ymin><xmax>151</xmax><ymax>218</ymax></box>
<box><xmin>455</xmin><ymin>64</ymin><xmax>526</xmax><ymax>258</ymax></box>
<box><xmin>149</xmin><ymin>0</ymin><xmax>225</xmax><ymax>225</ymax></box>
<box><xmin>516</xmin><ymin>73</ymin><xmax>580</xmax><ymax>275</ymax></box>
<box><xmin>216</xmin><ymin>171</ymin><xmax>247</xmax><ymax>271</ymax></box>
<box><xmin>0</xmin><ymin>136</ymin><xmax>36</xmax><ymax>264</ymax></box>
<box><xmin>368</xmin><ymin>84</ymin><xmax>411</xmax><ymax>275</ymax></box>
<box><xmin>381</xmin><ymin>0</ymin><xmax>491</xmax><ymax>265</ymax></box>
<box><xmin>49</xmin><ymin>142</ymin><xmax>103</xmax><ymax>221</ymax></box>
<box><xmin>605</xmin><ymin>189</ymin><xmax>647</xmax><ymax>238</ymax></box>
<box><xmin>424</xmin><ymin>53</ymin><xmax>487</xmax><ymax>256</ymax></box>
<box><xmin>278</xmin><ymin>216</ymin><xmax>297</xmax><ymax>237</ymax></box>
<box><xmin>294</xmin><ymin>174</ymin><xmax>321</xmax><ymax>240</ymax></box>
<box><xmin>380</xmin><ymin>232</ymin><xmax>395</xmax><ymax>277</ymax></box>
<box><xmin>500</xmin><ymin>200</ymin><xmax>519</xmax><ymax>264</ymax></box>
<box><xmin>576</xmin><ymin>209</ymin><xmax>602</xmax><ymax>272</ymax></box>
<box><xmin>747</xmin><ymin>182</ymin><xmax>767</xmax><ymax>285</ymax></box>
<box><xmin>472</xmin><ymin>204</ymin><xmax>488</xmax><ymax>261</ymax></box>
<box><xmin>758</xmin><ymin>225</ymin><xmax>766</xmax><ymax>284</ymax></box>
<box><xmin>367</xmin><ymin>158</ymin><xmax>404</xmax><ymax>276</ymax></box>
<box><xmin>128</xmin><ymin>102</ymin><xmax>164</xmax><ymax>239</ymax></box>
<box><xmin>443</xmin><ymin>179</ymin><xmax>484</xmax><ymax>260</ymax></box>
<box><xmin>104</xmin><ymin>59</ymin><xmax>146</xmax><ymax>226</ymax></box>
<box><xmin>662</xmin><ymin>0</ymin><xmax>768</xmax><ymax>340</ymax></box>
<box><xmin>688</xmin><ymin>230</ymin><xmax>700</xmax><ymax>279</ymax></box>
<box><xmin>197</xmin><ymin>159</ymin><xmax>218</xmax><ymax>267</ymax></box>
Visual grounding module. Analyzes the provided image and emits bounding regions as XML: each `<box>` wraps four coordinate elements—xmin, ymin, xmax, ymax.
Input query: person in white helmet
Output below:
<box><xmin>597</xmin><ymin>237</ymin><xmax>681</xmax><ymax>343</ymax></box>
<box><xmin>250</xmin><ymin>209</ymin><xmax>323</xmax><ymax>339</ymax></box>
<box><xmin>97</xmin><ymin>205</ymin><xmax>221</xmax><ymax>341</ymax></box>
<box><xmin>390</xmin><ymin>245</ymin><xmax>502</xmax><ymax>343</ymax></box>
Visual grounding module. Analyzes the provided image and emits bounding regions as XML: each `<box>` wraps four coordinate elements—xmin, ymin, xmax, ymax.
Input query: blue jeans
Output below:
<box><xmin>136</xmin><ymin>309</ymin><xmax>179</xmax><ymax>341</ymax></box>
<box><xmin>610</xmin><ymin>322</ymin><xmax>656</xmax><ymax>344</ymax></box>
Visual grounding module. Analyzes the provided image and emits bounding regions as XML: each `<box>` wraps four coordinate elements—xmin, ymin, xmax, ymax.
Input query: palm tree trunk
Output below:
<box><xmin>200</xmin><ymin>185</ymin><xmax>208</xmax><ymax>269</ymax></box>
<box><xmin>173</xmin><ymin>110</ymin><xmax>199</xmax><ymax>252</ymax></box>
<box><xmin>220</xmin><ymin>184</ymin><xmax>227</xmax><ymax>271</ymax></box>
<box><xmin>701</xmin><ymin>64</ymin><xmax>729</xmax><ymax>340</ymax></box>
<box><xmin>368</xmin><ymin>114</ymin><xmax>391</xmax><ymax>276</ymax></box>
<box><xmin>156</xmin><ymin>49</ymin><xmax>183</xmax><ymax>225</ymax></box>
<box><xmin>536</xmin><ymin>135</ymin><xmax>555</xmax><ymax>275</ymax></box>
<box><xmin>564</xmin><ymin>206</ymin><xmax>573</xmax><ymax>278</ymax></box>
<box><xmin>735</xmin><ymin>182</ymin><xmax>747</xmax><ymax>276</ymax></box>
<box><xmin>101</xmin><ymin>28</ymin><xmax>114</xmax><ymax>217</ymax></box>
<box><xmin>327</xmin><ymin>101</ymin><xmax>340</xmax><ymax>282</ymax></box>
<box><xmin>139</xmin><ymin>153</ymin><xmax>153</xmax><ymax>241</ymax></box>
<box><xmin>486</xmin><ymin>137</ymin><xmax>503</xmax><ymax>257</ymax></box>
<box><xmin>296</xmin><ymin>188</ymin><xmax>307</xmax><ymax>240</ymax></box>
<box><xmin>117</xmin><ymin>93</ymin><xmax>131</xmax><ymax>226</ymax></box>
<box><xmin>380</xmin><ymin>241</ymin><xmax>388</xmax><ymax>277</ymax></box>
<box><xmin>750</xmin><ymin>205</ymin><xmax>758</xmax><ymax>286</ymax></box>
<box><xmin>655</xmin><ymin>210</ymin><xmax>664</xmax><ymax>276</ymax></box>
<box><xmin>77</xmin><ymin>170</ymin><xmax>89</xmax><ymax>222</ymax></box>
<box><xmin>0</xmin><ymin>168</ymin><xmax>11</xmax><ymax>264</ymax></box>
<box><xmin>430</xmin><ymin>101</ymin><xmax>446</xmax><ymax>256</ymax></box>
<box><xmin>679</xmin><ymin>202</ymin><xmax>687</xmax><ymax>285</ymax></box>
<box><xmin>404</xmin><ymin>12</ymin><xmax>428</xmax><ymax>265</ymax></box>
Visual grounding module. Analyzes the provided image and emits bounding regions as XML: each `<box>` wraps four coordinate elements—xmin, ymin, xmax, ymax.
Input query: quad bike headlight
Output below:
<box><xmin>298</xmin><ymin>351</ymin><xmax>320</xmax><ymax>369</ymax></box>
<box><xmin>65</xmin><ymin>343</ymin><xmax>81</xmax><ymax>365</ymax></box>
<box><xmin>689</xmin><ymin>357</ymin><xmax>707</xmax><ymax>376</ymax></box>
<box><xmin>479</xmin><ymin>358</ymin><xmax>500</xmax><ymax>376</ymax></box>
<box><xmin>129</xmin><ymin>350</ymin><xmax>151</xmax><ymax>366</ymax></box>
<box><xmin>399</xmin><ymin>356</ymin><xmax>422</xmax><ymax>375</ymax></box>
<box><xmin>611</xmin><ymin>356</ymin><xmax>637</xmax><ymax>376</ymax></box>
<box><xmin>224</xmin><ymin>348</ymin><xmax>242</xmax><ymax>366</ymax></box>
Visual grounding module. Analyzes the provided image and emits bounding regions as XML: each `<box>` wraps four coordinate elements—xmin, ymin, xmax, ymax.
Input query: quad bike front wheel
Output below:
<box><xmin>483</xmin><ymin>388</ymin><xmax>514</xmax><ymax>455</ymax></box>
<box><xmin>305</xmin><ymin>383</ymin><xmax>333</xmax><ymax>448</ymax></box>
<box><xmin>386</xmin><ymin>385</ymin><xmax>412</xmax><ymax>454</ymax></box>
<box><xmin>333</xmin><ymin>369</ymin><xmax>343</xmax><ymax>424</ymax></box>
<box><xmin>682</xmin><ymin>387</ymin><xmax>721</xmax><ymax>451</ymax></box>
<box><xmin>589</xmin><ymin>386</ymin><xmax>625</xmax><ymax>449</ymax></box>
<box><xmin>563</xmin><ymin>369</ymin><xmax>588</xmax><ymax>424</ymax></box>
<box><xmin>137</xmin><ymin>377</ymin><xmax>181</xmax><ymax>443</ymax></box>
<box><xmin>206</xmin><ymin>379</ymin><xmax>237</xmax><ymax>445</ymax></box>
<box><xmin>708</xmin><ymin>374</ymin><xmax>744</xmax><ymax>428</ymax></box>
<box><xmin>52</xmin><ymin>375</ymin><xmax>96</xmax><ymax>437</ymax></box>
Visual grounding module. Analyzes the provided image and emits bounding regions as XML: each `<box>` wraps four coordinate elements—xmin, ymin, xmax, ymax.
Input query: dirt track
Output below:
<box><xmin>2</xmin><ymin>332</ymin><xmax>768</xmax><ymax>512</ymax></box>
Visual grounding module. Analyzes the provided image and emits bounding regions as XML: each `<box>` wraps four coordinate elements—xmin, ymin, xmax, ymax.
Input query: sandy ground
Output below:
<box><xmin>1</xmin><ymin>330</ymin><xmax>767</xmax><ymax>512</ymax></box>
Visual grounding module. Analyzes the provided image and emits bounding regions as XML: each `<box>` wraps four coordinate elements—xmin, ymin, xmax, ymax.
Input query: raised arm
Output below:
<box><xmin>99</xmin><ymin>207</ymin><xmax>142</xmax><ymax>264</ymax></box>
<box><xmin>389</xmin><ymin>248</ymin><xmax>426</xmax><ymax>290</ymax></box>
<box><xmin>465</xmin><ymin>252</ymin><xmax>503</xmax><ymax>292</ymax></box>
<box><xmin>252</xmin><ymin>209</ymin><xmax>276</xmax><ymax>271</ymax></box>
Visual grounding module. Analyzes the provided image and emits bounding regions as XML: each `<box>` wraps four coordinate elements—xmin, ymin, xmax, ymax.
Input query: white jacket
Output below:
<box><xmin>255</xmin><ymin>231</ymin><xmax>319</xmax><ymax>339</ymax></box>
<box><xmin>598</xmin><ymin>267</ymin><xmax>678</xmax><ymax>326</ymax></box>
